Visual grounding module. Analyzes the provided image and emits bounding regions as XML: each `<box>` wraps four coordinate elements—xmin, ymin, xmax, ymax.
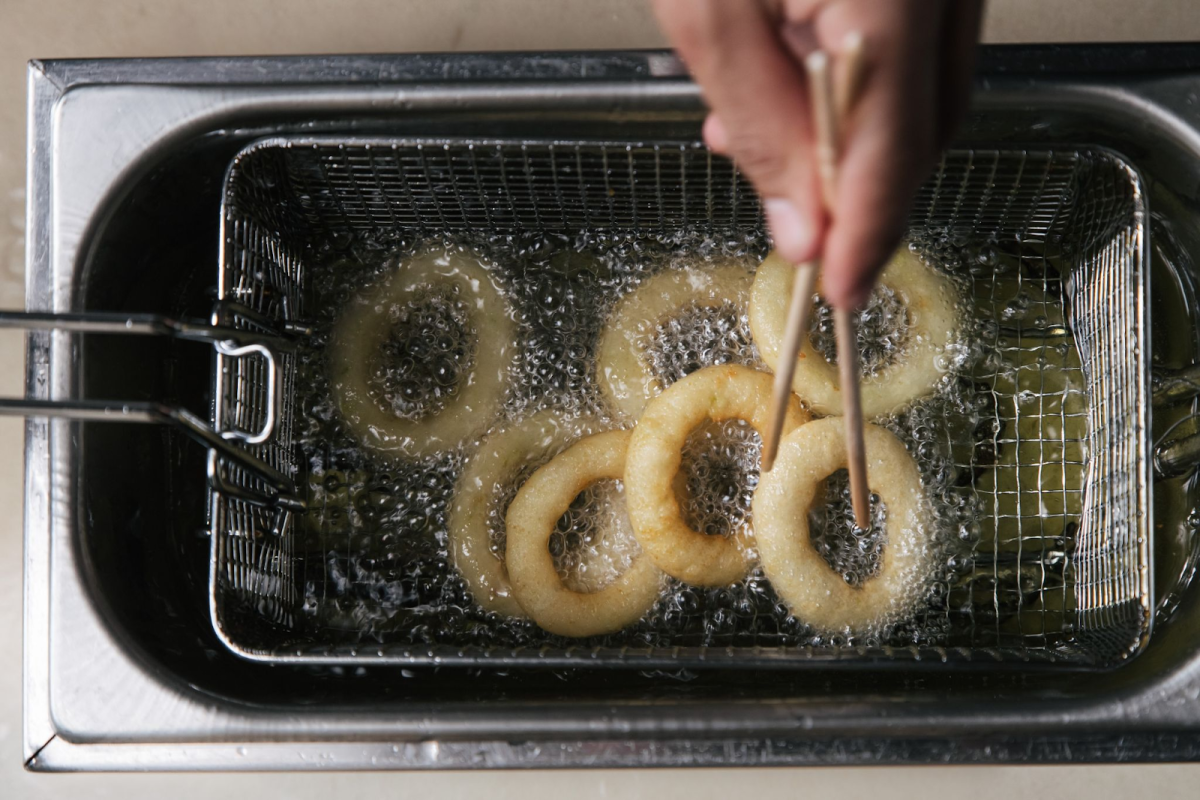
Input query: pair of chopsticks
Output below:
<box><xmin>761</xmin><ymin>33</ymin><xmax>871</xmax><ymax>529</ymax></box>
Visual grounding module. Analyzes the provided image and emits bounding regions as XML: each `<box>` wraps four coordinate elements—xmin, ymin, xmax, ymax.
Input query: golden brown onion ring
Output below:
<box><xmin>506</xmin><ymin>429</ymin><xmax>663</xmax><ymax>637</ymax></box>
<box><xmin>624</xmin><ymin>364</ymin><xmax>811</xmax><ymax>586</ymax></box>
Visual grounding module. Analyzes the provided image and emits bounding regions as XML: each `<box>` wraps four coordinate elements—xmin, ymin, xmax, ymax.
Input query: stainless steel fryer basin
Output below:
<box><xmin>24</xmin><ymin>47</ymin><xmax>1200</xmax><ymax>770</ymax></box>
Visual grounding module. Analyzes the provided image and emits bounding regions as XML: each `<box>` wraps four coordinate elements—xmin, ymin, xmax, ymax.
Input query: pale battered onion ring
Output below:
<box><xmin>753</xmin><ymin>417</ymin><xmax>934</xmax><ymax>633</ymax></box>
<box><xmin>329</xmin><ymin>248</ymin><xmax>515</xmax><ymax>458</ymax></box>
<box><xmin>624</xmin><ymin>364</ymin><xmax>811</xmax><ymax>586</ymax></box>
<box><xmin>750</xmin><ymin>246</ymin><xmax>960</xmax><ymax>418</ymax></box>
<box><xmin>447</xmin><ymin>410</ymin><xmax>602</xmax><ymax>617</ymax></box>
<box><xmin>597</xmin><ymin>262</ymin><xmax>754</xmax><ymax>420</ymax></box>
<box><xmin>506</xmin><ymin>430</ymin><xmax>664</xmax><ymax>637</ymax></box>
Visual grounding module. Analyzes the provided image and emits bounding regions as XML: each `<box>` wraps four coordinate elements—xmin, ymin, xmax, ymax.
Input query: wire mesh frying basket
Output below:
<box><xmin>211</xmin><ymin>137</ymin><xmax>1150</xmax><ymax>668</ymax></box>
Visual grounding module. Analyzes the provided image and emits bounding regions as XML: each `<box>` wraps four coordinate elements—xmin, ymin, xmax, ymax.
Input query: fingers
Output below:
<box><xmin>818</xmin><ymin>2</ymin><xmax>945</xmax><ymax>309</ymax></box>
<box><xmin>656</xmin><ymin>0</ymin><xmax>982</xmax><ymax>311</ymax></box>
<box><xmin>820</xmin><ymin>115</ymin><xmax>920</xmax><ymax>310</ymax></box>
<box><xmin>651</xmin><ymin>0</ymin><xmax>825</xmax><ymax>264</ymax></box>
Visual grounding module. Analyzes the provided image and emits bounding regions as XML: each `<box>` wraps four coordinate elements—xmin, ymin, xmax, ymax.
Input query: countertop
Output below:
<box><xmin>5</xmin><ymin>0</ymin><xmax>1200</xmax><ymax>796</ymax></box>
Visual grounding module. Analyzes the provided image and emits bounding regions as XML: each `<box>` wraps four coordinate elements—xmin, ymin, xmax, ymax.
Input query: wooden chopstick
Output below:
<box><xmin>835</xmin><ymin>306</ymin><xmax>871</xmax><ymax>527</ymax></box>
<box><xmin>828</xmin><ymin>34</ymin><xmax>871</xmax><ymax>529</ymax></box>
<box><xmin>760</xmin><ymin>51</ymin><xmax>836</xmax><ymax>473</ymax></box>
<box><xmin>761</xmin><ymin>263</ymin><xmax>819</xmax><ymax>472</ymax></box>
<box><xmin>761</xmin><ymin>35</ymin><xmax>872</xmax><ymax>530</ymax></box>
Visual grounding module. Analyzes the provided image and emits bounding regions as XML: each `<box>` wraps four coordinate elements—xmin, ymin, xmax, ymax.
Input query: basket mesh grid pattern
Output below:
<box><xmin>211</xmin><ymin>138</ymin><xmax>1149</xmax><ymax>667</ymax></box>
<box><xmin>212</xmin><ymin>151</ymin><xmax>307</xmax><ymax>628</ymax></box>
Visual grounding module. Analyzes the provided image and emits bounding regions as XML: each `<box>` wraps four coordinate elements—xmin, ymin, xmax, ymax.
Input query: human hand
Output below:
<box><xmin>651</xmin><ymin>0</ymin><xmax>984</xmax><ymax>309</ymax></box>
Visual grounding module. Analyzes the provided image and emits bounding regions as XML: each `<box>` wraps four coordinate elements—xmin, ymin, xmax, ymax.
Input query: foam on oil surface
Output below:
<box><xmin>646</xmin><ymin>302</ymin><xmax>760</xmax><ymax>385</ymax></box>
<box><xmin>292</xmin><ymin>229</ymin><xmax>1083</xmax><ymax>650</ymax></box>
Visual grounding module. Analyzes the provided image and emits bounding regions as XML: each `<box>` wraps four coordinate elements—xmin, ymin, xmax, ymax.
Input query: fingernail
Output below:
<box><xmin>764</xmin><ymin>199</ymin><xmax>815</xmax><ymax>262</ymax></box>
<box><xmin>703</xmin><ymin>114</ymin><xmax>729</xmax><ymax>153</ymax></box>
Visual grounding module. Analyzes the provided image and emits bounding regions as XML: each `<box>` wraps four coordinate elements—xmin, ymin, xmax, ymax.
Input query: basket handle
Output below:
<box><xmin>0</xmin><ymin>309</ymin><xmax>300</xmax><ymax>350</ymax></box>
<box><xmin>212</xmin><ymin>340</ymin><xmax>279</xmax><ymax>445</ymax></box>
<box><xmin>0</xmin><ymin>310</ymin><xmax>300</xmax><ymax>504</ymax></box>
<box><xmin>1153</xmin><ymin>364</ymin><xmax>1200</xmax><ymax>407</ymax></box>
<box><xmin>1155</xmin><ymin>435</ymin><xmax>1200</xmax><ymax>479</ymax></box>
<box><xmin>1152</xmin><ymin>364</ymin><xmax>1200</xmax><ymax>478</ymax></box>
<box><xmin>1</xmin><ymin>396</ymin><xmax>295</xmax><ymax>498</ymax></box>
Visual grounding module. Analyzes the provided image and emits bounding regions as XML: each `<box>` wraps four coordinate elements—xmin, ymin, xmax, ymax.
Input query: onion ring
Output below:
<box><xmin>624</xmin><ymin>364</ymin><xmax>811</xmax><ymax>586</ymax></box>
<box><xmin>446</xmin><ymin>410</ymin><xmax>602</xmax><ymax>617</ymax></box>
<box><xmin>750</xmin><ymin>246</ymin><xmax>960</xmax><ymax>418</ymax></box>
<box><xmin>328</xmin><ymin>247</ymin><xmax>516</xmax><ymax>458</ymax></box>
<box><xmin>752</xmin><ymin>417</ymin><xmax>935</xmax><ymax>633</ymax></box>
<box><xmin>506</xmin><ymin>430</ymin><xmax>664</xmax><ymax>637</ymax></box>
<box><xmin>597</xmin><ymin>262</ymin><xmax>755</xmax><ymax>420</ymax></box>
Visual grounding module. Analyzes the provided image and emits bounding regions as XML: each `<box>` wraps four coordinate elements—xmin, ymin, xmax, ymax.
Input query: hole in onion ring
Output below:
<box><xmin>676</xmin><ymin>419</ymin><xmax>761</xmax><ymax>539</ymax></box>
<box><xmin>367</xmin><ymin>287</ymin><xmax>476</xmax><ymax>421</ymax></box>
<box><xmin>645</xmin><ymin>301</ymin><xmax>759</xmax><ymax>386</ymax></box>
<box><xmin>808</xmin><ymin>469</ymin><xmax>889</xmax><ymax>587</ymax></box>
<box><xmin>549</xmin><ymin>479</ymin><xmax>638</xmax><ymax>594</ymax></box>
<box><xmin>809</xmin><ymin>284</ymin><xmax>911</xmax><ymax>377</ymax></box>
